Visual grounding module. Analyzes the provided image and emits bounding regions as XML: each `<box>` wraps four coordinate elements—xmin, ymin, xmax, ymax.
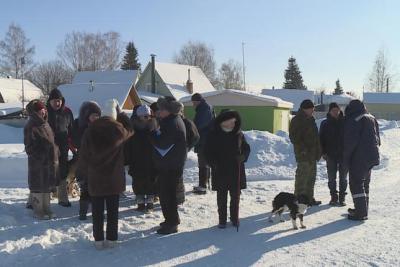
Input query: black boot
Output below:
<box><xmin>79</xmin><ymin>200</ymin><xmax>89</xmax><ymax>220</ymax></box>
<box><xmin>348</xmin><ymin>196</ymin><xmax>368</xmax><ymax>220</ymax></box>
<box><xmin>329</xmin><ymin>194</ymin><xmax>338</xmax><ymax>206</ymax></box>
<box><xmin>157</xmin><ymin>224</ymin><xmax>178</xmax><ymax>235</ymax></box>
<box><xmin>339</xmin><ymin>192</ymin><xmax>347</xmax><ymax>206</ymax></box>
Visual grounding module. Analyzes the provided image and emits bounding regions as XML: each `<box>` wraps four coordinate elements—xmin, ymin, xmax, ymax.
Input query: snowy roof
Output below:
<box><xmin>180</xmin><ymin>89</ymin><xmax>293</xmax><ymax>109</ymax></box>
<box><xmin>316</xmin><ymin>93</ymin><xmax>356</xmax><ymax>105</ymax></box>
<box><xmin>262</xmin><ymin>89</ymin><xmax>314</xmax><ymax>110</ymax></box>
<box><xmin>363</xmin><ymin>92</ymin><xmax>400</xmax><ymax>104</ymax></box>
<box><xmin>58</xmin><ymin>70</ymin><xmax>139</xmax><ymax>116</ymax></box>
<box><xmin>72</xmin><ymin>70</ymin><xmax>137</xmax><ymax>84</ymax></box>
<box><xmin>137</xmin><ymin>91</ymin><xmax>162</xmax><ymax>105</ymax></box>
<box><xmin>0</xmin><ymin>77</ymin><xmax>42</xmax><ymax>103</ymax></box>
<box><xmin>137</xmin><ymin>62</ymin><xmax>216</xmax><ymax>99</ymax></box>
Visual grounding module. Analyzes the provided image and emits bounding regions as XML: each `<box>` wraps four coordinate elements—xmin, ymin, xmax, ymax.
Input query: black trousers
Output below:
<box><xmin>326</xmin><ymin>157</ymin><xmax>348</xmax><ymax>195</ymax></box>
<box><xmin>217</xmin><ymin>188</ymin><xmax>240</xmax><ymax>224</ymax></box>
<box><xmin>197</xmin><ymin>148</ymin><xmax>210</xmax><ymax>188</ymax></box>
<box><xmin>349</xmin><ymin>167</ymin><xmax>371</xmax><ymax>217</ymax></box>
<box><xmin>79</xmin><ymin>182</ymin><xmax>90</xmax><ymax>215</ymax></box>
<box><xmin>159</xmin><ymin>169</ymin><xmax>182</xmax><ymax>226</ymax></box>
<box><xmin>91</xmin><ymin>194</ymin><xmax>119</xmax><ymax>241</ymax></box>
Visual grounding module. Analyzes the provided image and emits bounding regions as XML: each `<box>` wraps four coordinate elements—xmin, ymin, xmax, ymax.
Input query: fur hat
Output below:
<box><xmin>136</xmin><ymin>105</ymin><xmax>152</xmax><ymax>117</ymax></box>
<box><xmin>32</xmin><ymin>100</ymin><xmax>46</xmax><ymax>112</ymax></box>
<box><xmin>48</xmin><ymin>88</ymin><xmax>63</xmax><ymax>101</ymax></box>
<box><xmin>328</xmin><ymin>102</ymin><xmax>340</xmax><ymax>111</ymax></box>
<box><xmin>78</xmin><ymin>101</ymin><xmax>101</xmax><ymax>128</ymax></box>
<box><xmin>157</xmin><ymin>97</ymin><xmax>182</xmax><ymax>115</ymax></box>
<box><xmin>191</xmin><ymin>93</ymin><xmax>203</xmax><ymax>102</ymax></box>
<box><xmin>300</xmin><ymin>99</ymin><xmax>314</xmax><ymax>109</ymax></box>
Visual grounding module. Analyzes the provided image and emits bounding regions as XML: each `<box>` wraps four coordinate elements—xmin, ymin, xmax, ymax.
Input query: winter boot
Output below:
<box><xmin>348</xmin><ymin>195</ymin><xmax>368</xmax><ymax>220</ymax></box>
<box><xmin>79</xmin><ymin>199</ymin><xmax>90</xmax><ymax>220</ymax></box>
<box><xmin>157</xmin><ymin>224</ymin><xmax>178</xmax><ymax>235</ymax></box>
<box><xmin>43</xmin><ymin>193</ymin><xmax>55</xmax><ymax>219</ymax></box>
<box><xmin>310</xmin><ymin>198</ymin><xmax>322</xmax><ymax>206</ymax></box>
<box><xmin>31</xmin><ymin>193</ymin><xmax>50</xmax><ymax>220</ymax></box>
<box><xmin>339</xmin><ymin>192</ymin><xmax>347</xmax><ymax>206</ymax></box>
<box><xmin>329</xmin><ymin>193</ymin><xmax>338</xmax><ymax>206</ymax></box>
<box><xmin>136</xmin><ymin>203</ymin><xmax>146</xmax><ymax>212</ymax></box>
<box><xmin>57</xmin><ymin>179</ymin><xmax>71</xmax><ymax>207</ymax></box>
<box><xmin>193</xmin><ymin>186</ymin><xmax>207</xmax><ymax>195</ymax></box>
<box><xmin>26</xmin><ymin>193</ymin><xmax>33</xmax><ymax>209</ymax></box>
<box><xmin>218</xmin><ymin>223</ymin><xmax>227</xmax><ymax>229</ymax></box>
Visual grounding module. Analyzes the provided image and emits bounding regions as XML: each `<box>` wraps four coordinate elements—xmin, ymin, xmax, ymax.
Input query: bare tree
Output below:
<box><xmin>57</xmin><ymin>31</ymin><xmax>123</xmax><ymax>72</ymax></box>
<box><xmin>218</xmin><ymin>59</ymin><xmax>243</xmax><ymax>90</ymax></box>
<box><xmin>0</xmin><ymin>23</ymin><xmax>35</xmax><ymax>78</ymax></box>
<box><xmin>368</xmin><ymin>48</ymin><xmax>397</xmax><ymax>92</ymax></box>
<box><xmin>174</xmin><ymin>41</ymin><xmax>217</xmax><ymax>85</ymax></box>
<box><xmin>27</xmin><ymin>60</ymin><xmax>73</xmax><ymax>96</ymax></box>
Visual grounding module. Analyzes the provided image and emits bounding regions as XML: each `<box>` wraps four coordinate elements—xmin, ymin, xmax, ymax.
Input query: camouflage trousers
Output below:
<box><xmin>294</xmin><ymin>161</ymin><xmax>317</xmax><ymax>201</ymax></box>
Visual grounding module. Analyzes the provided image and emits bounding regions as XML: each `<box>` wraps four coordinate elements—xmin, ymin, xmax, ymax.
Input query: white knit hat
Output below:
<box><xmin>136</xmin><ymin>105</ymin><xmax>151</xmax><ymax>117</ymax></box>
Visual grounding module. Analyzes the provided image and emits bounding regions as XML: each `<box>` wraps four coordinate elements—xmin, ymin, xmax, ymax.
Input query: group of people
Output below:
<box><xmin>23</xmin><ymin>90</ymin><xmax>251</xmax><ymax>249</ymax></box>
<box><xmin>290</xmin><ymin>99</ymin><xmax>380</xmax><ymax>221</ymax></box>
<box><xmin>23</xmin><ymin>88</ymin><xmax>379</xmax><ymax>250</ymax></box>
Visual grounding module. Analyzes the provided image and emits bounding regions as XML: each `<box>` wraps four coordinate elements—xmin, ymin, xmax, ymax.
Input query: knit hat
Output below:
<box><xmin>191</xmin><ymin>93</ymin><xmax>203</xmax><ymax>102</ymax></box>
<box><xmin>136</xmin><ymin>105</ymin><xmax>152</xmax><ymax>117</ymax></box>
<box><xmin>157</xmin><ymin>97</ymin><xmax>182</xmax><ymax>114</ymax></box>
<box><xmin>328</xmin><ymin>102</ymin><xmax>340</xmax><ymax>112</ymax></box>
<box><xmin>300</xmin><ymin>99</ymin><xmax>315</xmax><ymax>109</ymax></box>
<box><xmin>48</xmin><ymin>88</ymin><xmax>63</xmax><ymax>101</ymax></box>
<box><xmin>33</xmin><ymin>100</ymin><xmax>46</xmax><ymax>112</ymax></box>
<box><xmin>103</xmin><ymin>99</ymin><xmax>119</xmax><ymax>120</ymax></box>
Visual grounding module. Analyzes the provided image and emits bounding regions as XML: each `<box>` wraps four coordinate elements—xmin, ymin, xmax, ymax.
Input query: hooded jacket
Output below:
<box><xmin>204</xmin><ymin>110</ymin><xmax>250</xmax><ymax>191</ymax></box>
<box><xmin>343</xmin><ymin>100</ymin><xmax>380</xmax><ymax>171</ymax></box>
<box><xmin>319</xmin><ymin>111</ymin><xmax>345</xmax><ymax>160</ymax></box>
<box><xmin>24</xmin><ymin>100</ymin><xmax>60</xmax><ymax>193</ymax></box>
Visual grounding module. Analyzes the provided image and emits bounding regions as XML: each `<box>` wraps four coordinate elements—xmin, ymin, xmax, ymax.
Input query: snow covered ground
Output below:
<box><xmin>0</xmin><ymin>122</ymin><xmax>399</xmax><ymax>266</ymax></box>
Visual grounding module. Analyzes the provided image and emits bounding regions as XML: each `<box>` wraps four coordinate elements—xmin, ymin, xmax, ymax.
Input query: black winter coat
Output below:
<box><xmin>204</xmin><ymin>110</ymin><xmax>250</xmax><ymax>191</ymax></box>
<box><xmin>47</xmin><ymin>98</ymin><xmax>74</xmax><ymax>180</ymax></box>
<box><xmin>319</xmin><ymin>112</ymin><xmax>344</xmax><ymax>160</ymax></box>
<box><xmin>343</xmin><ymin>101</ymin><xmax>380</xmax><ymax>172</ymax></box>
<box><xmin>193</xmin><ymin>99</ymin><xmax>214</xmax><ymax>152</ymax></box>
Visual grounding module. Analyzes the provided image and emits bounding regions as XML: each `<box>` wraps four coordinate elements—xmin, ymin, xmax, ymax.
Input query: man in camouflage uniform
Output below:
<box><xmin>289</xmin><ymin>99</ymin><xmax>322</xmax><ymax>206</ymax></box>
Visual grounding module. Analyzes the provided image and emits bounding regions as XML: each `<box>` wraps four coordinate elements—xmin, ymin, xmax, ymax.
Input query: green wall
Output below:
<box><xmin>184</xmin><ymin>105</ymin><xmax>290</xmax><ymax>133</ymax></box>
<box><xmin>365</xmin><ymin>103</ymin><xmax>400</xmax><ymax>120</ymax></box>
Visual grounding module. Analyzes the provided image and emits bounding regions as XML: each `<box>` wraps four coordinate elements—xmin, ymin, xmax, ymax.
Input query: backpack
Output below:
<box><xmin>182</xmin><ymin>117</ymin><xmax>200</xmax><ymax>151</ymax></box>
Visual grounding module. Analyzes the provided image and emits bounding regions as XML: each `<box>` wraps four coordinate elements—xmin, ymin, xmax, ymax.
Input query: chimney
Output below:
<box><xmin>186</xmin><ymin>68</ymin><xmax>193</xmax><ymax>94</ymax></box>
<box><xmin>151</xmin><ymin>54</ymin><xmax>156</xmax><ymax>94</ymax></box>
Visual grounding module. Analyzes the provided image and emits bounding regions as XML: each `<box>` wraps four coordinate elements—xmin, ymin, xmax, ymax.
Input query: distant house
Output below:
<box><xmin>363</xmin><ymin>92</ymin><xmax>400</xmax><ymax>120</ymax></box>
<box><xmin>136</xmin><ymin>60</ymin><xmax>216</xmax><ymax>100</ymax></box>
<box><xmin>0</xmin><ymin>77</ymin><xmax>42</xmax><ymax>105</ymax></box>
<box><xmin>314</xmin><ymin>92</ymin><xmax>356</xmax><ymax>119</ymax></box>
<box><xmin>180</xmin><ymin>89</ymin><xmax>293</xmax><ymax>133</ymax></box>
<box><xmin>261</xmin><ymin>88</ymin><xmax>314</xmax><ymax>112</ymax></box>
<box><xmin>58</xmin><ymin>70</ymin><xmax>141</xmax><ymax>116</ymax></box>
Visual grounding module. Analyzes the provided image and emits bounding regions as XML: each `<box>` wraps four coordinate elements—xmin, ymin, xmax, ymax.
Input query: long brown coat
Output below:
<box><xmin>77</xmin><ymin>117</ymin><xmax>132</xmax><ymax>197</ymax></box>
<box><xmin>24</xmin><ymin>104</ymin><xmax>60</xmax><ymax>193</ymax></box>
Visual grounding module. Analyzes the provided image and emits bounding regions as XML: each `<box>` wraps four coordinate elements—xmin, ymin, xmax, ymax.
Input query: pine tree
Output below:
<box><xmin>334</xmin><ymin>79</ymin><xmax>343</xmax><ymax>95</ymax></box>
<box><xmin>121</xmin><ymin>42</ymin><xmax>140</xmax><ymax>70</ymax></box>
<box><xmin>283</xmin><ymin>56</ymin><xmax>307</xmax><ymax>89</ymax></box>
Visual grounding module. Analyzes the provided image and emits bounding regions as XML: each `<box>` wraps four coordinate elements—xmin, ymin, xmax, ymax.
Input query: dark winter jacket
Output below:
<box><xmin>46</xmin><ymin>98</ymin><xmax>74</xmax><ymax>180</ymax></box>
<box><xmin>289</xmin><ymin>109</ymin><xmax>321</xmax><ymax>162</ymax></box>
<box><xmin>319</xmin><ymin>111</ymin><xmax>345</xmax><ymax>160</ymax></box>
<box><xmin>126</xmin><ymin>118</ymin><xmax>157</xmax><ymax>195</ymax></box>
<box><xmin>343</xmin><ymin>100</ymin><xmax>380</xmax><ymax>172</ymax></box>
<box><xmin>77</xmin><ymin>117</ymin><xmax>133</xmax><ymax>197</ymax></box>
<box><xmin>204</xmin><ymin>110</ymin><xmax>250</xmax><ymax>191</ymax></box>
<box><xmin>193</xmin><ymin>99</ymin><xmax>214</xmax><ymax>152</ymax></box>
<box><xmin>182</xmin><ymin>116</ymin><xmax>200</xmax><ymax>151</ymax></box>
<box><xmin>24</xmin><ymin>101</ymin><xmax>60</xmax><ymax>193</ymax></box>
<box><xmin>150</xmin><ymin>114</ymin><xmax>187</xmax><ymax>171</ymax></box>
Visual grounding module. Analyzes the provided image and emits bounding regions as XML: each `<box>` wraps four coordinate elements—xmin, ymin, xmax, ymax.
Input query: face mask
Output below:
<box><xmin>221</xmin><ymin>126</ymin><xmax>234</xmax><ymax>133</ymax></box>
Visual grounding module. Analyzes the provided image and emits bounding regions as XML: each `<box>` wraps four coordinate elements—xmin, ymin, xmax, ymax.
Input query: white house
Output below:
<box><xmin>0</xmin><ymin>77</ymin><xmax>42</xmax><ymax>105</ymax></box>
<box><xmin>58</xmin><ymin>70</ymin><xmax>141</xmax><ymax>116</ymax></box>
<box><xmin>136</xmin><ymin>60</ymin><xmax>216</xmax><ymax>100</ymax></box>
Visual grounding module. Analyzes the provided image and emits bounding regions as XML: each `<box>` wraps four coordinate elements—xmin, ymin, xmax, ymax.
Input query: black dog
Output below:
<box><xmin>268</xmin><ymin>192</ymin><xmax>309</xmax><ymax>230</ymax></box>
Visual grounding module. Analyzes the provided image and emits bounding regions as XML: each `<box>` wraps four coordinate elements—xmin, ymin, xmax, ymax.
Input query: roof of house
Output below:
<box><xmin>0</xmin><ymin>77</ymin><xmax>42</xmax><ymax>103</ymax></box>
<box><xmin>138</xmin><ymin>62</ymin><xmax>216</xmax><ymax>99</ymax></box>
<box><xmin>180</xmin><ymin>89</ymin><xmax>293</xmax><ymax>109</ymax></box>
<box><xmin>137</xmin><ymin>91</ymin><xmax>162</xmax><ymax>105</ymax></box>
<box><xmin>316</xmin><ymin>93</ymin><xmax>356</xmax><ymax>105</ymax></box>
<box><xmin>262</xmin><ymin>88</ymin><xmax>314</xmax><ymax>110</ymax></box>
<box><xmin>58</xmin><ymin>70</ymin><xmax>139</xmax><ymax>116</ymax></box>
<box><xmin>363</xmin><ymin>92</ymin><xmax>400</xmax><ymax>104</ymax></box>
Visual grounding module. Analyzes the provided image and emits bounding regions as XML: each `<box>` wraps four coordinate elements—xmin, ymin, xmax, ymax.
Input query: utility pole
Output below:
<box><xmin>242</xmin><ymin>42</ymin><xmax>246</xmax><ymax>91</ymax></box>
<box><xmin>386</xmin><ymin>77</ymin><xmax>390</xmax><ymax>93</ymax></box>
<box><xmin>21</xmin><ymin>57</ymin><xmax>25</xmax><ymax>110</ymax></box>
